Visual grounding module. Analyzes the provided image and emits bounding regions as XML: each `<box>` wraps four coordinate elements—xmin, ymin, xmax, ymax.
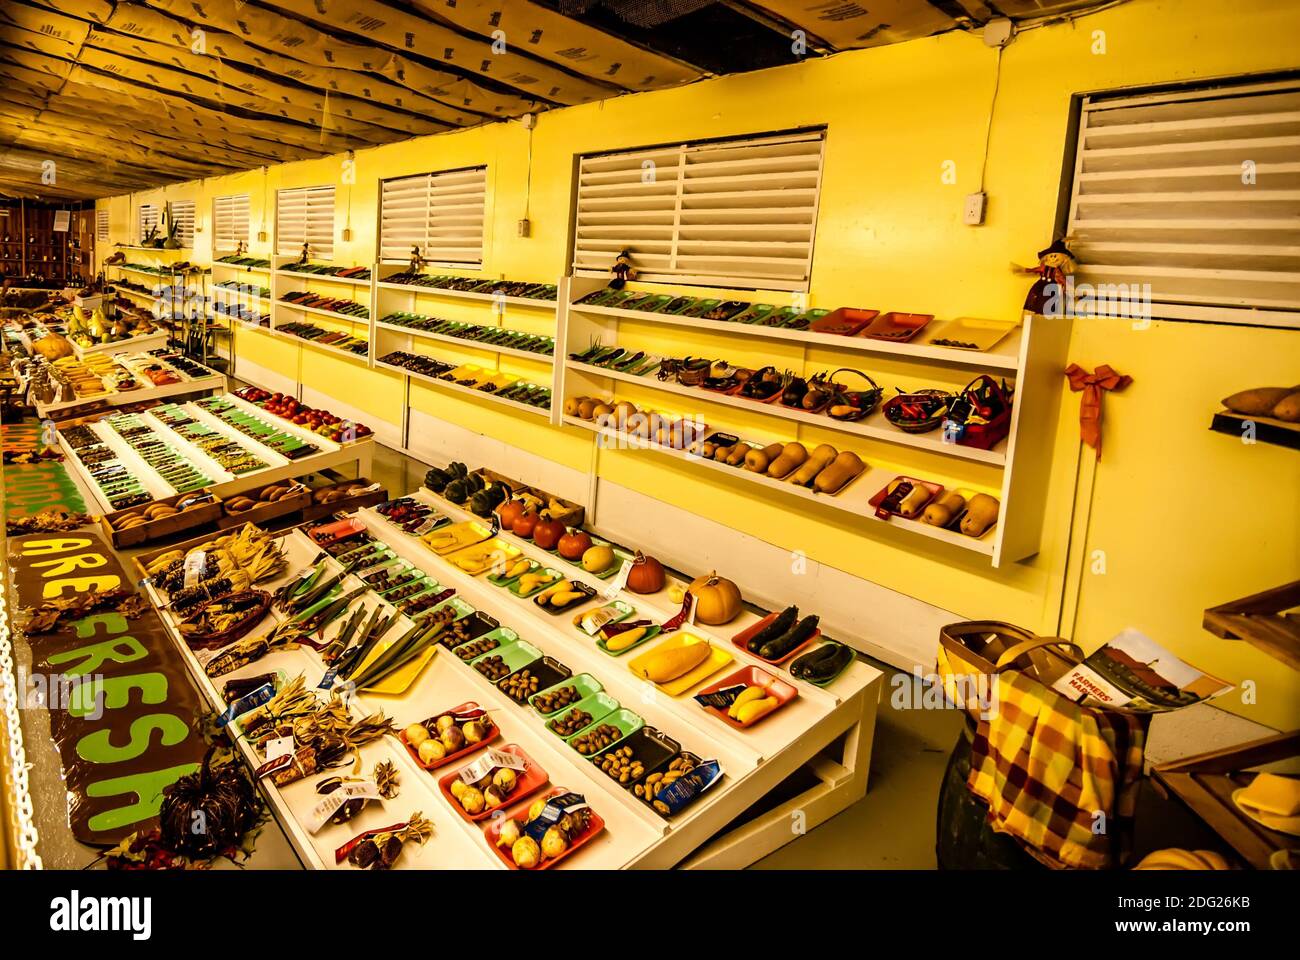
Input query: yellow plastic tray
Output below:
<box><xmin>421</xmin><ymin>520</ymin><xmax>494</xmax><ymax>555</ymax></box>
<box><xmin>628</xmin><ymin>633</ymin><xmax>733</xmax><ymax>697</ymax></box>
<box><xmin>352</xmin><ymin>630</ymin><xmax>438</xmax><ymax>697</ymax></box>
<box><xmin>446</xmin><ymin>538</ymin><xmax>522</xmax><ymax>576</ymax></box>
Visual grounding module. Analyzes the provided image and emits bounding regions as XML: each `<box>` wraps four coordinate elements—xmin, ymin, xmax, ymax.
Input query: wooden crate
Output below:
<box><xmin>100</xmin><ymin>490</ymin><xmax>222</xmax><ymax>549</ymax></box>
<box><xmin>301</xmin><ymin>477</ymin><xmax>388</xmax><ymax>522</ymax></box>
<box><xmin>216</xmin><ymin>480</ymin><xmax>311</xmax><ymax>530</ymax></box>
<box><xmin>1203</xmin><ymin>579</ymin><xmax>1300</xmax><ymax>672</ymax></box>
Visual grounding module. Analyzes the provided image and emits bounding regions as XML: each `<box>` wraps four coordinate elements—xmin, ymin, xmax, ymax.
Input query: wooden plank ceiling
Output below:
<box><xmin>0</xmin><ymin>0</ymin><xmax>1121</xmax><ymax>201</ymax></box>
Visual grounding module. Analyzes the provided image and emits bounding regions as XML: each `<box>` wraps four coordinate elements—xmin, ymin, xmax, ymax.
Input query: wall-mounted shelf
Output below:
<box><xmin>1210</xmin><ymin>410</ymin><xmax>1300</xmax><ymax>451</ymax></box>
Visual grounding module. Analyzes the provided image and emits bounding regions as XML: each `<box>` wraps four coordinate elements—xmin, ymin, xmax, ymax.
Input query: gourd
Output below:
<box><xmin>626</xmin><ymin>551</ymin><xmax>666</xmax><ymax>594</ymax></box>
<box><xmin>725</xmin><ymin>443</ymin><xmax>750</xmax><ymax>466</ymax></box>
<box><xmin>766</xmin><ymin>442</ymin><xmax>809</xmax><ymax>478</ymax></box>
<box><xmin>531</xmin><ymin>512</ymin><xmax>566</xmax><ymax>550</ymax></box>
<box><xmin>512</xmin><ymin>510</ymin><xmax>539</xmax><ymax>539</ymax></box>
<box><xmin>1272</xmin><ymin>390</ymin><xmax>1300</xmax><ymax>422</ymax></box>
<box><xmin>687</xmin><ymin>571</ymin><xmax>743</xmax><ymax>625</ymax></box>
<box><xmin>497</xmin><ymin>498</ymin><xmax>526</xmax><ymax>529</ymax></box>
<box><xmin>790</xmin><ymin>444</ymin><xmax>837</xmax><ymax>486</ymax></box>
<box><xmin>813</xmin><ymin>451</ymin><xmax>865</xmax><ymax>494</ymax></box>
<box><xmin>960</xmin><ymin>494</ymin><xmax>1000</xmax><ymax>538</ymax></box>
<box><xmin>744</xmin><ymin>442</ymin><xmax>784</xmax><ymax>473</ymax></box>
<box><xmin>922</xmin><ymin>491</ymin><xmax>967</xmax><ymax>527</ymax></box>
<box><xmin>32</xmin><ymin>333</ymin><xmax>74</xmax><ymax>360</ymax></box>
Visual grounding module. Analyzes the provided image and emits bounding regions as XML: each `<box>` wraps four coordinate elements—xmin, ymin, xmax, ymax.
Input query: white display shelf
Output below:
<box><xmin>562</xmin><ymin>414</ymin><xmax>999</xmax><ymax>557</ymax></box>
<box><xmin>58</xmin><ymin>420</ymin><xmax>191</xmax><ymax>510</ymax></box>
<box><xmin>373</xmin><ymin>490</ymin><xmax>882</xmax><ymax>866</ymax></box>
<box><xmin>375</xmin><ymin>358</ymin><xmax>553</xmax><ymax>419</ymax></box>
<box><xmin>570</xmin><ymin>300</ymin><xmax>1023</xmax><ymax>371</ymax></box>
<box><xmin>70</xmin><ymin>330</ymin><xmax>169</xmax><ymax>359</ymax></box>
<box><xmin>275</xmin><ymin>299</ymin><xmax>370</xmax><ymax>325</ymax></box>
<box><xmin>281</xmin><ymin>331</ymin><xmax>372</xmax><ymax>365</ymax></box>
<box><xmin>567</xmin><ymin>359</ymin><xmax>1007</xmax><ymax>466</ymax></box>
<box><xmin>276</xmin><ymin>268</ymin><xmax>371</xmax><ymax>288</ymax></box>
<box><xmin>211</xmin><ymin>260</ymin><xmax>271</xmax><ymax>274</ymax></box>
<box><xmin>213</xmin><ymin>288</ymin><xmax>270</xmax><ymax>307</ymax></box>
<box><xmin>375</xmin><ymin>319</ymin><xmax>555</xmax><ymax>364</ymax></box>
<box><xmin>34</xmin><ymin>362</ymin><xmax>226</xmax><ymax>418</ymax></box>
<box><xmin>110</xmin><ymin>285</ymin><xmax>161</xmax><ymax>305</ymax></box>
<box><xmin>376</xmin><ymin>280</ymin><xmax>559</xmax><ymax>310</ymax></box>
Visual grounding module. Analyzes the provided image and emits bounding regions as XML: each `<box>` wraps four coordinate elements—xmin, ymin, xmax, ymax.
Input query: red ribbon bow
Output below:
<box><xmin>1065</xmin><ymin>363</ymin><xmax>1132</xmax><ymax>459</ymax></box>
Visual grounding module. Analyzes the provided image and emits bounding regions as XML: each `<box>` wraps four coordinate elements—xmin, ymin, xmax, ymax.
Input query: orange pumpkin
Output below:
<box><xmin>687</xmin><ymin>571</ymin><xmax>742</xmax><ymax>625</ymax></box>
<box><xmin>497</xmin><ymin>498</ymin><xmax>526</xmax><ymax>530</ymax></box>
<box><xmin>626</xmin><ymin>551</ymin><xmax>666</xmax><ymax>594</ymax></box>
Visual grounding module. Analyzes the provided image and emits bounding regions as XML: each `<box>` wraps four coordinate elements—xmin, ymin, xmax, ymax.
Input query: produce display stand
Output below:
<box><xmin>69</xmin><ymin>329</ymin><xmax>169</xmax><ymax>359</ymax></box>
<box><xmin>58</xmin><ymin>392</ymin><xmax>374</xmax><ymax>511</ymax></box>
<box><xmin>33</xmin><ymin>353</ymin><xmax>227</xmax><ymax>418</ymax></box>
<box><xmin>138</xmin><ymin>499</ymin><xmax>880</xmax><ymax>870</ymax></box>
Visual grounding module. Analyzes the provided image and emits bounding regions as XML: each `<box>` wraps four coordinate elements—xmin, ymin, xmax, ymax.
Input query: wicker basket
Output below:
<box><xmin>883</xmin><ymin>388</ymin><xmax>952</xmax><ymax>433</ymax></box>
<box><xmin>183</xmin><ymin>590</ymin><xmax>272</xmax><ymax>650</ymax></box>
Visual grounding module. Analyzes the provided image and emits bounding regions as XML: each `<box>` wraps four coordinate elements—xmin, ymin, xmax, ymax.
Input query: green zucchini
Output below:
<box><xmin>747</xmin><ymin>605</ymin><xmax>797</xmax><ymax>653</ymax></box>
<box><xmin>791</xmin><ymin>642</ymin><xmax>853</xmax><ymax>684</ymax></box>
<box><xmin>759</xmin><ymin>614</ymin><xmax>819</xmax><ymax>660</ymax></box>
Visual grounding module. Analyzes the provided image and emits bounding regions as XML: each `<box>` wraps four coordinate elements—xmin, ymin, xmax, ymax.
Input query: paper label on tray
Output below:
<box><xmin>306</xmin><ymin>781</ymin><xmax>383</xmax><ymax>834</ymax></box>
<box><xmin>578</xmin><ymin>604</ymin><xmax>619</xmax><ymax>636</ymax></box>
<box><xmin>317</xmin><ymin>667</ymin><xmax>339</xmax><ymax>690</ymax></box>
<box><xmin>458</xmin><ymin>748</ymin><xmax>526</xmax><ymax>784</ymax></box>
<box><xmin>603</xmin><ymin>559</ymin><xmax>632</xmax><ymax>599</ymax></box>
<box><xmin>183</xmin><ymin>550</ymin><xmax>206</xmax><ymax>589</ymax></box>
<box><xmin>264</xmin><ymin>736</ymin><xmax>295</xmax><ymax>762</ymax></box>
<box><xmin>413</xmin><ymin>516</ymin><xmax>447</xmax><ymax>536</ymax></box>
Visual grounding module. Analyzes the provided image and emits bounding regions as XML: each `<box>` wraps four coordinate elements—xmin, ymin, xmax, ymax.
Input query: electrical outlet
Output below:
<box><xmin>517</xmin><ymin>218</ymin><xmax>531</xmax><ymax>238</ymax></box>
<box><xmin>341</xmin><ymin>227</ymin><xmax>352</xmax><ymax>242</ymax></box>
<box><xmin>964</xmin><ymin>191</ymin><xmax>987</xmax><ymax>226</ymax></box>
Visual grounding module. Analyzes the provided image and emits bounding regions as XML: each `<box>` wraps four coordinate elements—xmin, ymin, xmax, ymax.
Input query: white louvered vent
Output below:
<box><xmin>276</xmin><ymin>184</ymin><xmax>336</xmax><ymax>260</ymax></box>
<box><xmin>572</xmin><ymin>129</ymin><xmax>825</xmax><ymax>291</ymax></box>
<box><xmin>138</xmin><ymin>203</ymin><xmax>159</xmax><ymax>243</ymax></box>
<box><xmin>380</xmin><ymin>166</ymin><xmax>486</xmax><ymax>266</ymax></box>
<box><xmin>213</xmin><ymin>194</ymin><xmax>250</xmax><ymax>252</ymax></box>
<box><xmin>166</xmin><ymin>200</ymin><xmax>195</xmax><ymax>247</ymax></box>
<box><xmin>1068</xmin><ymin>77</ymin><xmax>1300</xmax><ymax>329</ymax></box>
<box><xmin>95</xmin><ymin>208</ymin><xmax>109</xmax><ymax>242</ymax></box>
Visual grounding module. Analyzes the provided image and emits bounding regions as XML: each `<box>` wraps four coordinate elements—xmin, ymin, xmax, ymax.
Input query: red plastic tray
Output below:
<box><xmin>698</xmin><ymin>665</ymin><xmax>799</xmax><ymax>729</ymax></box>
<box><xmin>483</xmin><ymin>787</ymin><xmax>605</xmax><ymax>870</ymax></box>
<box><xmin>397</xmin><ymin>700</ymin><xmax>500</xmax><ymax>771</ymax></box>
<box><xmin>731</xmin><ymin>611</ymin><xmax>822</xmax><ymax>664</ymax></box>
<box><xmin>860</xmin><ymin>311</ymin><xmax>933</xmax><ymax>342</ymax></box>
<box><xmin>811</xmin><ymin>307</ymin><xmax>879</xmax><ymax>337</ymax></box>
<box><xmin>867</xmin><ymin>477</ymin><xmax>944</xmax><ymax>521</ymax></box>
<box><xmin>437</xmin><ymin>743</ymin><xmax>549</xmax><ymax>822</ymax></box>
<box><xmin>309</xmin><ymin>517</ymin><xmax>368</xmax><ymax>544</ymax></box>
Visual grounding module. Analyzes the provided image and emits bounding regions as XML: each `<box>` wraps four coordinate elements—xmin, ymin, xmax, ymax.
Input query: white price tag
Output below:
<box><xmin>183</xmin><ymin>550</ymin><xmax>207</xmax><ymax>589</ymax></box>
<box><xmin>458</xmin><ymin>748</ymin><xmax>526</xmax><ymax>784</ymax></box>
<box><xmin>306</xmin><ymin>780</ymin><xmax>383</xmax><ymax>834</ymax></box>
<box><xmin>602</xmin><ymin>559</ymin><xmax>633</xmax><ymax>600</ymax></box>
<box><xmin>264</xmin><ymin>736</ymin><xmax>295</xmax><ymax>762</ymax></box>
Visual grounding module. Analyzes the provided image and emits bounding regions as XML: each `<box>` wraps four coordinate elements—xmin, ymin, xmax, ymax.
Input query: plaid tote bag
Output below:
<box><xmin>937</xmin><ymin>622</ymin><xmax>1149</xmax><ymax>869</ymax></box>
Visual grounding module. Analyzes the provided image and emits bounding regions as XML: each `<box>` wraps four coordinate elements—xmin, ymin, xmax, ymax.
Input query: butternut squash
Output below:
<box><xmin>789</xmin><ymin>444</ymin><xmax>837</xmax><ymax>486</ymax></box>
<box><xmin>922</xmin><ymin>491</ymin><xmax>966</xmax><ymax>527</ymax></box>
<box><xmin>766</xmin><ymin>442</ymin><xmax>809</xmax><ymax>478</ymax></box>
<box><xmin>813</xmin><ymin>451</ymin><xmax>865</xmax><ymax>493</ymax></box>
<box><xmin>725</xmin><ymin>442</ymin><xmax>751</xmax><ymax>466</ymax></box>
<box><xmin>744</xmin><ymin>441</ymin><xmax>785</xmax><ymax>473</ymax></box>
<box><xmin>960</xmin><ymin>494</ymin><xmax>1000</xmax><ymax>538</ymax></box>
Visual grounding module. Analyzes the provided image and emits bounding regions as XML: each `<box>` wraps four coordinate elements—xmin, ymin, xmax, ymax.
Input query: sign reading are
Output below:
<box><xmin>7</xmin><ymin>532</ymin><xmax>208</xmax><ymax>846</ymax></box>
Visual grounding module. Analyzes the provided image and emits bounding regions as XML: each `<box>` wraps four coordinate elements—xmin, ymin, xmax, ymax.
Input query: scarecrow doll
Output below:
<box><xmin>609</xmin><ymin>248</ymin><xmax>636</xmax><ymax>289</ymax></box>
<box><xmin>1014</xmin><ymin>238</ymin><xmax>1076</xmax><ymax>315</ymax></box>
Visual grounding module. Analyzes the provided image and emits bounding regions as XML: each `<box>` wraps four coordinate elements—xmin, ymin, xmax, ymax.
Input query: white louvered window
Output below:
<box><xmin>379</xmin><ymin>166</ymin><xmax>486</xmax><ymax>266</ymax></box>
<box><xmin>276</xmin><ymin>185</ymin><xmax>336</xmax><ymax>260</ymax></box>
<box><xmin>1068</xmin><ymin>77</ymin><xmax>1300</xmax><ymax>329</ymax></box>
<box><xmin>213</xmin><ymin>194</ymin><xmax>249</xmax><ymax>252</ymax></box>
<box><xmin>572</xmin><ymin>129</ymin><xmax>825</xmax><ymax>291</ymax></box>
<box><xmin>95</xmin><ymin>208</ymin><xmax>109</xmax><ymax>242</ymax></box>
<box><xmin>139</xmin><ymin>203</ymin><xmax>159</xmax><ymax>244</ymax></box>
<box><xmin>166</xmin><ymin>200</ymin><xmax>195</xmax><ymax>247</ymax></box>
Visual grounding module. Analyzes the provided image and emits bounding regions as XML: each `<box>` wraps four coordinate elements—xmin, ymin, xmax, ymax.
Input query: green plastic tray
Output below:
<box><xmin>453</xmin><ymin>626</ymin><xmax>517</xmax><ymax>661</ymax></box>
<box><xmin>487</xmin><ymin>558</ymin><xmax>538</xmax><ymax>587</ymax></box>
<box><xmin>469</xmin><ymin>637</ymin><xmax>540</xmax><ymax>674</ymax></box>
<box><xmin>551</xmin><ymin>691</ymin><xmax>619</xmax><ymax>738</ymax></box>
<box><xmin>529</xmin><ymin>672</ymin><xmax>603</xmax><ymax>715</ymax></box>
<box><xmin>509</xmin><ymin>567</ymin><xmax>563</xmax><ymax>598</ymax></box>
<box><xmin>568</xmin><ymin>707</ymin><xmax>644</xmax><ymax>754</ymax></box>
<box><xmin>596</xmin><ymin>624</ymin><xmax>661</xmax><ymax>657</ymax></box>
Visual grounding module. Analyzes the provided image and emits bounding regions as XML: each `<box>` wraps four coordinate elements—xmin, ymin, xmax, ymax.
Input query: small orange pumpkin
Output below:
<box><xmin>687</xmin><ymin>571</ymin><xmax>742</xmax><ymax>625</ymax></box>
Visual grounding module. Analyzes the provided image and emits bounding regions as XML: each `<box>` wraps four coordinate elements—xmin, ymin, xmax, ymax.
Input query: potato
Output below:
<box><xmin>960</xmin><ymin>493</ymin><xmax>1000</xmax><ymax>538</ymax></box>
<box><xmin>788</xmin><ymin>443</ymin><xmax>836</xmax><ymax>485</ymax></box>
<box><xmin>766</xmin><ymin>442</ymin><xmax>809</xmax><ymax>478</ymax></box>
<box><xmin>1222</xmin><ymin>387</ymin><xmax>1293</xmax><ymax>416</ymax></box>
<box><xmin>813</xmin><ymin>451</ymin><xmax>865</xmax><ymax>493</ymax></box>
<box><xmin>1271</xmin><ymin>390</ymin><xmax>1300</xmax><ymax>422</ymax></box>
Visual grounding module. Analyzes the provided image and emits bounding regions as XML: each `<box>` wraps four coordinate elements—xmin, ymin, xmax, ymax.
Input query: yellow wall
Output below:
<box><xmin>98</xmin><ymin>0</ymin><xmax>1300</xmax><ymax>729</ymax></box>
